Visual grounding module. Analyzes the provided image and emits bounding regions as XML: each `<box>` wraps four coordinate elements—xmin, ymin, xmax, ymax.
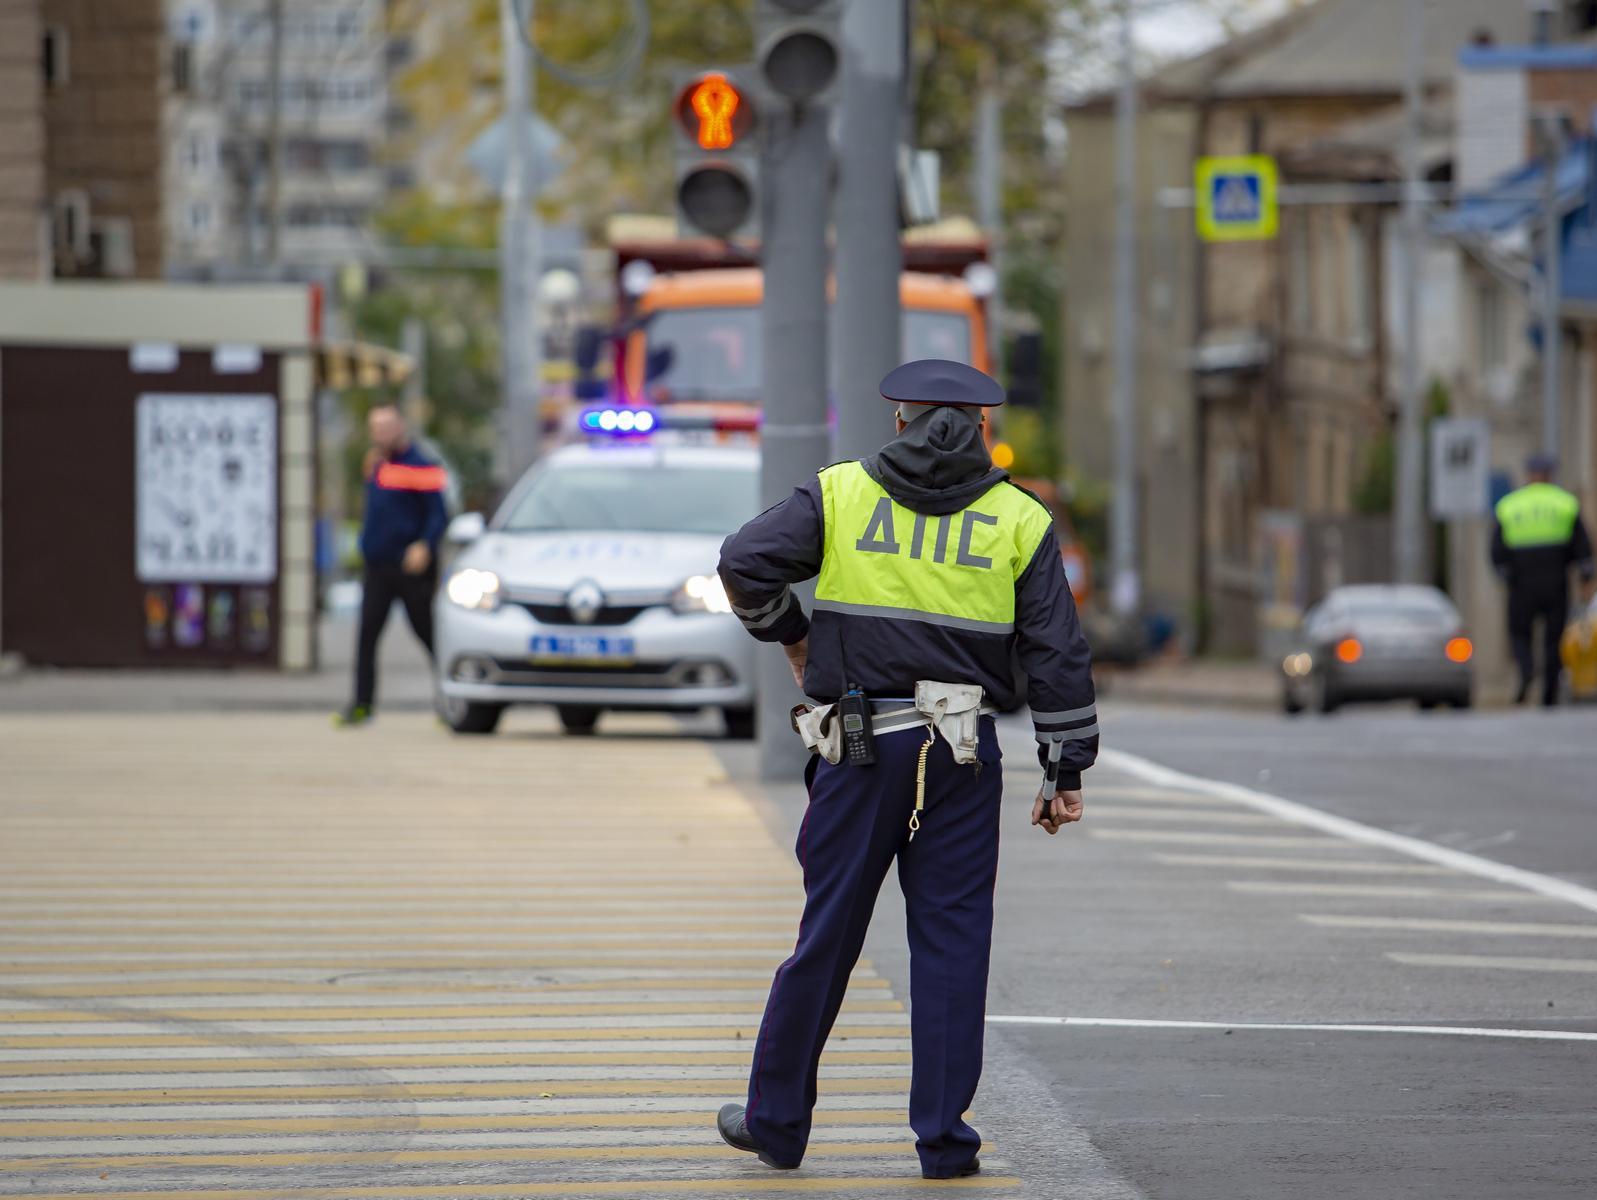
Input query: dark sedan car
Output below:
<box><xmin>1281</xmin><ymin>585</ymin><xmax>1474</xmax><ymax>715</ymax></box>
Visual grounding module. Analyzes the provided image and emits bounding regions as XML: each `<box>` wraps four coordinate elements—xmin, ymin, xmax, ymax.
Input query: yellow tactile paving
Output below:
<box><xmin>0</xmin><ymin>712</ymin><xmax>1017</xmax><ymax>1197</ymax></box>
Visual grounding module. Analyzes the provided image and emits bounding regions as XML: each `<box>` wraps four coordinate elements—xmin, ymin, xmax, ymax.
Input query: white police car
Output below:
<box><xmin>433</xmin><ymin>431</ymin><xmax>759</xmax><ymax>736</ymax></box>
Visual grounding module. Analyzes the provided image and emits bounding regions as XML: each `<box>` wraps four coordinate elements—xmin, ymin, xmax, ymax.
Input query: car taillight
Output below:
<box><xmin>1445</xmin><ymin>636</ymin><xmax>1473</xmax><ymax>664</ymax></box>
<box><xmin>1334</xmin><ymin>637</ymin><xmax>1363</xmax><ymax>664</ymax></box>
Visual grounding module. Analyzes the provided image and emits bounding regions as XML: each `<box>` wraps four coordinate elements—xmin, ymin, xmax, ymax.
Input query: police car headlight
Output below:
<box><xmin>672</xmin><ymin>574</ymin><xmax>732</xmax><ymax>615</ymax></box>
<box><xmin>446</xmin><ymin>568</ymin><xmax>502</xmax><ymax>612</ymax></box>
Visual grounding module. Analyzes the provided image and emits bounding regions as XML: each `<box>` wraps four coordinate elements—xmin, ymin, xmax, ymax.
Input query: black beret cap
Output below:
<box><xmin>879</xmin><ymin>358</ymin><xmax>1004</xmax><ymax>408</ymax></box>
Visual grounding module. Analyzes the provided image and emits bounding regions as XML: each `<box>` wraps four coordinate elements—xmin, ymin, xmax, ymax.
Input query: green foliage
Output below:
<box><xmin>346</xmin><ymin>206</ymin><xmax>501</xmax><ymax>511</ymax></box>
<box><xmin>1352</xmin><ymin>428</ymin><xmax>1395</xmax><ymax>516</ymax></box>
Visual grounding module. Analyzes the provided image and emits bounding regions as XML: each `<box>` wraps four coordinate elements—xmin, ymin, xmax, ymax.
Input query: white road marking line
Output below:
<box><xmin>1088</xmin><ymin>830</ymin><xmax>1344</xmax><ymax>848</ymax></box>
<box><xmin>1104</xmin><ymin>748</ymin><xmax>1597</xmax><ymax>916</ymax></box>
<box><xmin>0</xmin><ymin>1125</ymin><xmax>913</xmax><ymax>1156</ymax></box>
<box><xmin>1227</xmin><ymin>881</ymin><xmax>1551</xmax><ymax>902</ymax></box>
<box><xmin>1302</xmin><ymin>914</ymin><xmax>1597</xmax><ymax>938</ymax></box>
<box><xmin>0</xmin><ymin>1095</ymin><xmax>910</xmax><ymax>1121</ymax></box>
<box><xmin>0</xmin><ymin>947</ymin><xmax>795</xmax><ymax>965</ymax></box>
<box><xmin>0</xmin><ymin>1038</ymin><xmax>910</xmax><ymax>1062</ymax></box>
<box><xmin>0</xmin><ymin>992</ymin><xmax>844</xmax><ymax>1014</ymax></box>
<box><xmin>0</xmin><ymin>928</ymin><xmax>798</xmax><ymax>946</ymax></box>
<box><xmin>0</xmin><ymin>1011</ymin><xmax>898</xmax><ymax>1035</ymax></box>
<box><xmin>986</xmin><ymin>1014</ymin><xmax>1597</xmax><ymax>1042</ymax></box>
<box><xmin>1078</xmin><ymin>808</ymin><xmax>1277</xmax><ymax>825</ymax></box>
<box><xmin>1088</xmin><ymin>786</ymin><xmax>1224</xmax><ymax>802</ymax></box>
<box><xmin>1153</xmin><ymin>853</ymin><xmax>1452</xmax><ymax>874</ymax></box>
<box><xmin>1388</xmin><ymin>952</ymin><xmax>1597</xmax><ymax>973</ymax></box>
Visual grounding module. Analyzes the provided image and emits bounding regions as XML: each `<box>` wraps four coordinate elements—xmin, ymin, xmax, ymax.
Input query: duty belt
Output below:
<box><xmin>790</xmin><ymin>681</ymin><xmax>997</xmax><ymax>842</ymax></box>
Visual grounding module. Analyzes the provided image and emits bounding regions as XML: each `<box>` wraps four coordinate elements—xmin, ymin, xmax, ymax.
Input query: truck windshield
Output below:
<box><xmin>647</xmin><ymin>306</ymin><xmax>972</xmax><ymax>402</ymax></box>
<box><xmin>501</xmin><ymin>463</ymin><xmax>758</xmax><ymax>537</ymax></box>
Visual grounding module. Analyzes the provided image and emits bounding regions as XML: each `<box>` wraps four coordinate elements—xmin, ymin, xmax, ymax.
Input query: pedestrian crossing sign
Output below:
<box><xmin>1195</xmin><ymin>155</ymin><xmax>1279</xmax><ymax>242</ymax></box>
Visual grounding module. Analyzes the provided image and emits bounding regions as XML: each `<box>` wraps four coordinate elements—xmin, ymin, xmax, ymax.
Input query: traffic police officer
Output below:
<box><xmin>1491</xmin><ymin>454</ymin><xmax>1595</xmax><ymax>706</ymax></box>
<box><xmin>712</xmin><ymin>360</ymin><xmax>1098</xmax><ymax>1178</ymax></box>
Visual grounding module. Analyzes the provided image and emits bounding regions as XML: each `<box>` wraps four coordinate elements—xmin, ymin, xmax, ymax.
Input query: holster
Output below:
<box><xmin>791</xmin><ymin>702</ymin><xmax>844</xmax><ymax>764</ymax></box>
<box><xmin>914</xmin><ymin>680</ymin><xmax>985</xmax><ymax>764</ymax></box>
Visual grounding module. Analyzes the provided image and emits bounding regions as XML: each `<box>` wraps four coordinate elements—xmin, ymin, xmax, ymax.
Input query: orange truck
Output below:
<box><xmin>609</xmin><ymin>216</ymin><xmax>993</xmax><ymax>409</ymax></box>
<box><xmin>599</xmin><ymin>216</ymin><xmax>1092</xmax><ymax>607</ymax></box>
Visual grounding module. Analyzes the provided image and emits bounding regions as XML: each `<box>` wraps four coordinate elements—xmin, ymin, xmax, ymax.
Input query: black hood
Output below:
<box><xmin>863</xmin><ymin>406</ymin><xmax>1008</xmax><ymax>516</ymax></box>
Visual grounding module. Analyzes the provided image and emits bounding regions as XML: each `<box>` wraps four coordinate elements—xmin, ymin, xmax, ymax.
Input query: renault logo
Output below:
<box><xmin>566</xmin><ymin>579</ymin><xmax>604</xmax><ymax>625</ymax></box>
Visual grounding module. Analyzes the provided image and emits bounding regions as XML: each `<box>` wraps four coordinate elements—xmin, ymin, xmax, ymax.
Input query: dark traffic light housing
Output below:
<box><xmin>672</xmin><ymin>70</ymin><xmax>758</xmax><ymax>239</ymax></box>
<box><xmin>755</xmin><ymin>0</ymin><xmax>841</xmax><ymax>104</ymax></box>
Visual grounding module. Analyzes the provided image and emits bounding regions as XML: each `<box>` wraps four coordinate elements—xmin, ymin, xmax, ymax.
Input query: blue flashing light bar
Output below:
<box><xmin>580</xmin><ymin>406</ymin><xmax>659</xmax><ymax>435</ymax></box>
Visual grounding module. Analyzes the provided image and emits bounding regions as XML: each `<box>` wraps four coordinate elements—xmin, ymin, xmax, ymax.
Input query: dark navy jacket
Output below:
<box><xmin>719</xmin><ymin>409</ymin><xmax>1098</xmax><ymax>788</ymax></box>
<box><xmin>359</xmin><ymin>443</ymin><xmax>449</xmax><ymax>567</ymax></box>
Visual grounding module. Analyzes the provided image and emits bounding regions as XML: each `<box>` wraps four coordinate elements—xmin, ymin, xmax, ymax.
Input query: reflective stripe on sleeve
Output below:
<box><xmin>375</xmin><ymin>463</ymin><xmax>448</xmax><ymax>492</ymax></box>
<box><xmin>1036</xmin><ymin>723</ymin><xmax>1099</xmax><ymax>744</ymax></box>
<box><xmin>1032</xmin><ymin>704</ymin><xmax>1096</xmax><ymax>724</ymax></box>
<box><xmin>733</xmin><ymin>589</ymin><xmax>792</xmax><ymax>622</ymax></box>
<box><xmin>739</xmin><ymin>590</ymin><xmax>797</xmax><ymax>631</ymax></box>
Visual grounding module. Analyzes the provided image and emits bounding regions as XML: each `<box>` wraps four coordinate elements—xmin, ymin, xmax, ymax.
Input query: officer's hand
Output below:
<box><xmin>1031</xmin><ymin>789</ymin><xmax>1084</xmax><ymax>835</ymax></box>
<box><xmin>402</xmin><ymin>541</ymin><xmax>431</xmax><ymax>575</ymax></box>
<box><xmin>782</xmin><ymin>637</ymin><xmax>808</xmax><ymax>690</ymax></box>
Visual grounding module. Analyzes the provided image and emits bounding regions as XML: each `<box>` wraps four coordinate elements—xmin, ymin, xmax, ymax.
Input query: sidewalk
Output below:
<box><xmin>0</xmin><ymin>708</ymin><xmax>1025</xmax><ymax>1196</ymax></box>
<box><xmin>0</xmin><ymin>613</ymin><xmax>435</xmax><ymax>714</ymax></box>
<box><xmin>1096</xmin><ymin>658</ymin><xmax>1278</xmax><ymax>710</ymax></box>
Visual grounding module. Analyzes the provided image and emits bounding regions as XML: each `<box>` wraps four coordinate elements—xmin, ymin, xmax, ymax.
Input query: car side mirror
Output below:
<box><xmin>446</xmin><ymin>512</ymin><xmax>485</xmax><ymax>545</ymax></box>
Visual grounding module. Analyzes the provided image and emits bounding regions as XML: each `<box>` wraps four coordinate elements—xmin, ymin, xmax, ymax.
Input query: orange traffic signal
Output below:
<box><xmin>690</xmin><ymin>73</ymin><xmax>740</xmax><ymax>150</ymax></box>
<box><xmin>675</xmin><ymin>71</ymin><xmax>754</xmax><ymax>151</ymax></box>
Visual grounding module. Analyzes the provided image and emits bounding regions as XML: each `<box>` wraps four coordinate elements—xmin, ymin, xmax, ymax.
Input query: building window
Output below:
<box><xmin>183</xmin><ymin>131</ymin><xmax>213</xmax><ymax>176</ymax></box>
<box><xmin>185</xmin><ymin>201</ymin><xmax>214</xmax><ymax>237</ymax></box>
<box><xmin>1288</xmin><ymin>212</ymin><xmax>1312</xmax><ymax>333</ymax></box>
<box><xmin>1477</xmin><ymin>279</ymin><xmax>1507</xmax><ymax>371</ymax></box>
<box><xmin>1344</xmin><ymin>216</ymin><xmax>1371</xmax><ymax>348</ymax></box>
<box><xmin>42</xmin><ymin>26</ymin><xmax>69</xmax><ymax>88</ymax></box>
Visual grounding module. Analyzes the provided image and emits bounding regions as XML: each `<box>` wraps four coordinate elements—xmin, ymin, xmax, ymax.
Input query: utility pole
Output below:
<box><xmin>756</xmin><ymin>102</ymin><xmax>832</xmax><ymax>779</ymax></box>
<box><xmin>499</xmin><ymin>0</ymin><xmax>542</xmax><ymax>481</ymax></box>
<box><xmin>1109</xmin><ymin>0</ymin><xmax>1139</xmax><ymax>615</ymax></box>
<box><xmin>402</xmin><ymin>316</ymin><xmax>428</xmax><ymax>433</ymax></box>
<box><xmin>832</xmin><ymin>0</ymin><xmax>904</xmax><ymax>460</ymax></box>
<box><xmin>975</xmin><ymin>77</ymin><xmax>1004</xmax><ymax>387</ymax></box>
<box><xmin>1538</xmin><ymin>113</ymin><xmax>1564</xmax><ymax>456</ymax></box>
<box><xmin>1393</xmin><ymin>0</ymin><xmax>1425</xmax><ymax>584</ymax></box>
<box><xmin>264</xmin><ymin>0</ymin><xmax>284</xmax><ymax>268</ymax></box>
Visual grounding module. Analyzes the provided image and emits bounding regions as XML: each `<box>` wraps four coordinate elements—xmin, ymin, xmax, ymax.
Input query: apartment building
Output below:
<box><xmin>165</xmin><ymin>0</ymin><xmax>394</xmax><ymax>275</ymax></box>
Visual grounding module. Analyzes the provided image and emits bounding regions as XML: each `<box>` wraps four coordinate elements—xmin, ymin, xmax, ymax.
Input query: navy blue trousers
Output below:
<box><xmin>744</xmin><ymin>718</ymin><xmax>1002</xmax><ymax>1175</ymax></box>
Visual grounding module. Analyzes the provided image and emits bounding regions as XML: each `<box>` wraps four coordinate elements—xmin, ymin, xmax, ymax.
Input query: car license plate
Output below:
<box><xmin>530</xmin><ymin>635</ymin><xmax>636</xmax><ymax>663</ymax></box>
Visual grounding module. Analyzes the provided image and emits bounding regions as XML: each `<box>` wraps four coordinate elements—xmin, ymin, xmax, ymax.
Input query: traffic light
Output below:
<box><xmin>755</xmin><ymin>0</ymin><xmax>841</xmax><ymax>105</ymax></box>
<box><xmin>672</xmin><ymin>70</ymin><xmax>758</xmax><ymax>239</ymax></box>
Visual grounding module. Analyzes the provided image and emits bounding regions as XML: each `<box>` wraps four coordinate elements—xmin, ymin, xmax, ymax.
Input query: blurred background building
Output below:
<box><xmin>1062</xmin><ymin>0</ymin><xmax>1597</xmax><ymax>693</ymax></box>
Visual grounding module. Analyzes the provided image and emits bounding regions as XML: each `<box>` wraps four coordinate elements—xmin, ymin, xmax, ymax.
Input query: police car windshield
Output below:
<box><xmin>648</xmin><ymin>307</ymin><xmax>971</xmax><ymax>402</ymax></box>
<box><xmin>501</xmin><ymin>463</ymin><xmax>758</xmax><ymax>536</ymax></box>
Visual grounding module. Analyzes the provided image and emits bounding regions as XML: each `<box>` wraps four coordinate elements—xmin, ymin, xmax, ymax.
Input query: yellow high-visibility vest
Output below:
<box><xmin>1496</xmin><ymin>482</ymin><xmax>1581</xmax><ymax>548</ymax></box>
<box><xmin>814</xmin><ymin>461</ymin><xmax>1052</xmax><ymax>635</ymax></box>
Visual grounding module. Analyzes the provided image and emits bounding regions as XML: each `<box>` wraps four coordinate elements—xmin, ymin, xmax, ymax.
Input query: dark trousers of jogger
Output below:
<box><xmin>354</xmin><ymin>562</ymin><xmax>437</xmax><ymax>709</ymax></box>
<box><xmin>1508</xmin><ymin>585</ymin><xmax>1568</xmax><ymax>706</ymax></box>
<box><xmin>744</xmin><ymin>718</ymin><xmax>1003</xmax><ymax>1176</ymax></box>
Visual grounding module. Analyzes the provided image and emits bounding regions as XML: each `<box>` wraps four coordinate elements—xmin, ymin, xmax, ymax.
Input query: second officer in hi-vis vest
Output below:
<box><xmin>713</xmin><ymin>359</ymin><xmax>1098</xmax><ymax>1179</ymax></box>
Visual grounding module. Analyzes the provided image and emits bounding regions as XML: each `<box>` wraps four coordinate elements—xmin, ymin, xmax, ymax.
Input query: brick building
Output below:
<box><xmin>0</xmin><ymin>0</ymin><xmax>46</xmax><ymax>278</ymax></box>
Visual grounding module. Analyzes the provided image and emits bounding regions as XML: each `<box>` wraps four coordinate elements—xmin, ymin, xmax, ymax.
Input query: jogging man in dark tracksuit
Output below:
<box><xmin>337</xmin><ymin>403</ymin><xmax>448</xmax><ymax>726</ymax></box>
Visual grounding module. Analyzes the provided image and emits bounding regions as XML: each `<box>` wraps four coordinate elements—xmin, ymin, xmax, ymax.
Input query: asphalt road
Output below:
<box><xmin>735</xmin><ymin>700</ymin><xmax>1597</xmax><ymax>1199</ymax></box>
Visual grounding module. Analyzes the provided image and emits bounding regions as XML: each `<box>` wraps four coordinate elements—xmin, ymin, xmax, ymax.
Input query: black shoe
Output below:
<box><xmin>716</xmin><ymin>1103</ymin><xmax>796</xmax><ymax>1170</ymax></box>
<box><xmin>333</xmin><ymin>704</ymin><xmax>372</xmax><ymax>727</ymax></box>
<box><xmin>1515</xmin><ymin>680</ymin><xmax>1531</xmax><ymax>705</ymax></box>
<box><xmin>922</xmin><ymin>1156</ymin><xmax>982</xmax><ymax>1180</ymax></box>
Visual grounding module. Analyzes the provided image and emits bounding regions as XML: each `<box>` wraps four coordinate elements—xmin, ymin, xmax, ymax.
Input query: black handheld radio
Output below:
<box><xmin>836</xmin><ymin>686</ymin><xmax>877</xmax><ymax>767</ymax></box>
